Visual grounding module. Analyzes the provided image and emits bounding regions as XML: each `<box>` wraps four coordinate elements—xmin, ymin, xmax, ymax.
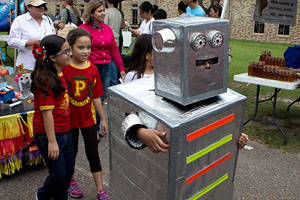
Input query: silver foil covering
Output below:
<box><xmin>108</xmin><ymin>76</ymin><xmax>246</xmax><ymax>200</ymax></box>
<box><xmin>152</xmin><ymin>17</ymin><xmax>230</xmax><ymax>106</ymax></box>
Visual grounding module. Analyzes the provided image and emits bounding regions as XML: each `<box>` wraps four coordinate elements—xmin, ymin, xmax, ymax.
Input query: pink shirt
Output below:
<box><xmin>79</xmin><ymin>22</ymin><xmax>124</xmax><ymax>72</ymax></box>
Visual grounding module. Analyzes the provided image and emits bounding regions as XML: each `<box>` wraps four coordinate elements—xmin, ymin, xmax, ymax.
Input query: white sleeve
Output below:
<box><xmin>7</xmin><ymin>17</ymin><xmax>27</xmax><ymax>50</ymax></box>
<box><xmin>122</xmin><ymin>113</ymin><xmax>147</xmax><ymax>150</ymax></box>
<box><xmin>123</xmin><ymin>71</ymin><xmax>138</xmax><ymax>83</ymax></box>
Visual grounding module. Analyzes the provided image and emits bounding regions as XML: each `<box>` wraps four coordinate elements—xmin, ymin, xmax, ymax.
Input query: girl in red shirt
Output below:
<box><xmin>63</xmin><ymin>28</ymin><xmax>109</xmax><ymax>200</ymax></box>
<box><xmin>31</xmin><ymin>35</ymin><xmax>74</xmax><ymax>200</ymax></box>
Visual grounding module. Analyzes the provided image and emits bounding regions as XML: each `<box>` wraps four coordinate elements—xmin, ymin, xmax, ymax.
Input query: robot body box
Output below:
<box><xmin>108</xmin><ymin>77</ymin><xmax>246</xmax><ymax>200</ymax></box>
<box><xmin>152</xmin><ymin>17</ymin><xmax>230</xmax><ymax>106</ymax></box>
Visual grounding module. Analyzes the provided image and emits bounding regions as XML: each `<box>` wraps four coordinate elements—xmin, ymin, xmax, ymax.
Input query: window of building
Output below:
<box><xmin>278</xmin><ymin>24</ymin><xmax>290</xmax><ymax>36</ymax></box>
<box><xmin>254</xmin><ymin>21</ymin><xmax>265</xmax><ymax>34</ymax></box>
<box><xmin>79</xmin><ymin>5</ymin><xmax>85</xmax><ymax>16</ymax></box>
<box><xmin>132</xmin><ymin>3</ymin><xmax>138</xmax><ymax>25</ymax></box>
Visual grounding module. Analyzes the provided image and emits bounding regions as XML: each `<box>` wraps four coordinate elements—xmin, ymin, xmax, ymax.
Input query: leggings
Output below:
<box><xmin>72</xmin><ymin>125</ymin><xmax>102</xmax><ymax>172</ymax></box>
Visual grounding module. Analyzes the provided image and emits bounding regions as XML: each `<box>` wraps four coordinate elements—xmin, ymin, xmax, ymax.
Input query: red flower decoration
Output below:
<box><xmin>32</xmin><ymin>44</ymin><xmax>46</xmax><ymax>60</ymax></box>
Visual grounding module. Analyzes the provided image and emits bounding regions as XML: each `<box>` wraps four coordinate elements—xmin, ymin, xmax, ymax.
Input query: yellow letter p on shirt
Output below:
<box><xmin>74</xmin><ymin>80</ymin><xmax>86</xmax><ymax>97</ymax></box>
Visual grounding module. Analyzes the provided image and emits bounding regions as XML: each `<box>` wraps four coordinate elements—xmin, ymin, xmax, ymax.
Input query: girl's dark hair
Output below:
<box><xmin>209</xmin><ymin>4</ymin><xmax>222</xmax><ymax>17</ymax></box>
<box><xmin>178</xmin><ymin>1</ymin><xmax>187</xmax><ymax>13</ymax></box>
<box><xmin>31</xmin><ymin>35</ymin><xmax>66</xmax><ymax>98</ymax></box>
<box><xmin>127</xmin><ymin>34</ymin><xmax>153</xmax><ymax>79</ymax></box>
<box><xmin>67</xmin><ymin>28</ymin><xmax>92</xmax><ymax>47</ymax></box>
<box><xmin>139</xmin><ymin>1</ymin><xmax>158</xmax><ymax>14</ymax></box>
<box><xmin>153</xmin><ymin>9</ymin><xmax>167</xmax><ymax>20</ymax></box>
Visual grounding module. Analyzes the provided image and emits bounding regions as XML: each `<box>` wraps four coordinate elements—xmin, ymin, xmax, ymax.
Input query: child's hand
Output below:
<box><xmin>48</xmin><ymin>141</ymin><xmax>59</xmax><ymax>160</ymax></box>
<box><xmin>238</xmin><ymin>133</ymin><xmax>249</xmax><ymax>149</ymax></box>
<box><xmin>132</xmin><ymin>29</ymin><xmax>141</xmax><ymax>36</ymax></box>
<box><xmin>100</xmin><ymin>119</ymin><xmax>108</xmax><ymax>136</ymax></box>
<box><xmin>137</xmin><ymin>128</ymin><xmax>170</xmax><ymax>153</ymax></box>
<box><xmin>120</xmin><ymin>71</ymin><xmax>125</xmax><ymax>79</ymax></box>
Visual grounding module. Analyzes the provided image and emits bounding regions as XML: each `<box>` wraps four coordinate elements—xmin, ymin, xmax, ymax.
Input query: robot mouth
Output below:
<box><xmin>196</xmin><ymin>57</ymin><xmax>219</xmax><ymax>67</ymax></box>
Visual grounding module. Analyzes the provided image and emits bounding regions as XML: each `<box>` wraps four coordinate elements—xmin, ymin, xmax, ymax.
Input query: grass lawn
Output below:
<box><xmin>1</xmin><ymin>32</ymin><xmax>299</xmax><ymax>153</ymax></box>
<box><xmin>229</xmin><ymin>39</ymin><xmax>300</xmax><ymax>153</ymax></box>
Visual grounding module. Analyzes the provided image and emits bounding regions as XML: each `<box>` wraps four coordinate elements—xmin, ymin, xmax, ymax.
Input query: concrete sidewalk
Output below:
<box><xmin>0</xmin><ymin>135</ymin><xmax>299</xmax><ymax>199</ymax></box>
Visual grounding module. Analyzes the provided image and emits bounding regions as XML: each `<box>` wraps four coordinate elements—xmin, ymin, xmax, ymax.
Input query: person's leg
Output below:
<box><xmin>34</xmin><ymin>132</ymin><xmax>69</xmax><ymax>200</ymax></box>
<box><xmin>62</xmin><ymin>130</ymin><xmax>75</xmax><ymax>199</ymax></box>
<box><xmin>67</xmin><ymin>128</ymin><xmax>83</xmax><ymax>198</ymax></box>
<box><xmin>80</xmin><ymin>125</ymin><xmax>104</xmax><ymax>191</ymax></box>
<box><xmin>95</xmin><ymin>64</ymin><xmax>111</xmax><ymax>132</ymax></box>
<box><xmin>70</xmin><ymin>127</ymin><xmax>79</xmax><ymax>182</ymax></box>
<box><xmin>119</xmin><ymin>33</ymin><xmax>123</xmax><ymax>54</ymax></box>
<box><xmin>109</xmin><ymin>60</ymin><xmax>119</xmax><ymax>87</ymax></box>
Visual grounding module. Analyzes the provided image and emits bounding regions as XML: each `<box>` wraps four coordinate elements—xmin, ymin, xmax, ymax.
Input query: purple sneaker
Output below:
<box><xmin>97</xmin><ymin>190</ymin><xmax>111</xmax><ymax>200</ymax></box>
<box><xmin>68</xmin><ymin>180</ymin><xmax>84</xmax><ymax>198</ymax></box>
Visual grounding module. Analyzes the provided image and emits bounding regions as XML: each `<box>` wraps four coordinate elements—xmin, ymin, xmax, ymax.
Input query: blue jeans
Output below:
<box><xmin>34</xmin><ymin>130</ymin><xmax>75</xmax><ymax>200</ymax></box>
<box><xmin>109</xmin><ymin>60</ymin><xmax>119</xmax><ymax>87</ymax></box>
<box><xmin>95</xmin><ymin>63</ymin><xmax>111</xmax><ymax>131</ymax></box>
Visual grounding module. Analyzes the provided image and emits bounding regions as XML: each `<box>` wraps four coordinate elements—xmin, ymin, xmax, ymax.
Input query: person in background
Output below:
<box><xmin>183</xmin><ymin>0</ymin><xmax>205</xmax><ymax>17</ymax></box>
<box><xmin>54</xmin><ymin>0</ymin><xmax>80</xmax><ymax>29</ymax></box>
<box><xmin>54</xmin><ymin>10</ymin><xmax>60</xmax><ymax>20</ymax></box>
<box><xmin>104</xmin><ymin>0</ymin><xmax>122</xmax><ymax>87</ymax></box>
<box><xmin>178</xmin><ymin>1</ymin><xmax>188</xmax><ymax>18</ymax></box>
<box><xmin>131</xmin><ymin>1</ymin><xmax>158</xmax><ymax>36</ymax></box>
<box><xmin>209</xmin><ymin>4</ymin><xmax>222</xmax><ymax>18</ymax></box>
<box><xmin>7</xmin><ymin>9</ymin><xmax>15</xmax><ymax>24</ymax></box>
<box><xmin>7</xmin><ymin>0</ymin><xmax>55</xmax><ymax>72</ymax></box>
<box><xmin>118</xmin><ymin>10</ymin><xmax>125</xmax><ymax>53</ymax></box>
<box><xmin>153</xmin><ymin>9</ymin><xmax>167</xmax><ymax>20</ymax></box>
<box><xmin>79</xmin><ymin>0</ymin><xmax>125</xmax><ymax>136</ymax></box>
<box><xmin>31</xmin><ymin>34</ymin><xmax>74</xmax><ymax>200</ymax></box>
<box><xmin>123</xmin><ymin>34</ymin><xmax>154</xmax><ymax>83</ymax></box>
<box><xmin>64</xmin><ymin>28</ymin><xmax>109</xmax><ymax>200</ymax></box>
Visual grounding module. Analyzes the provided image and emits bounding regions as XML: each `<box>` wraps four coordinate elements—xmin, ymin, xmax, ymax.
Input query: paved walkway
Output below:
<box><xmin>0</xmin><ymin>135</ymin><xmax>299</xmax><ymax>199</ymax></box>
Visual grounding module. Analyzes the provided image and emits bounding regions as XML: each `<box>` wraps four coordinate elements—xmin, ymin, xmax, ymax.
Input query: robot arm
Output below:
<box><xmin>122</xmin><ymin>113</ymin><xmax>147</xmax><ymax>150</ymax></box>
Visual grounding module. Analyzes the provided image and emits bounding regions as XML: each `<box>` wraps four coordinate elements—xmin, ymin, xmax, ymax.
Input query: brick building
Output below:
<box><xmin>45</xmin><ymin>0</ymin><xmax>300</xmax><ymax>45</ymax></box>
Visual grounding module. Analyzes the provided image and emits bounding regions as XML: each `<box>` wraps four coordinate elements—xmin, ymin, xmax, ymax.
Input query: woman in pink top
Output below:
<box><xmin>79</xmin><ymin>0</ymin><xmax>125</xmax><ymax>133</ymax></box>
<box><xmin>79</xmin><ymin>0</ymin><xmax>125</xmax><ymax>95</ymax></box>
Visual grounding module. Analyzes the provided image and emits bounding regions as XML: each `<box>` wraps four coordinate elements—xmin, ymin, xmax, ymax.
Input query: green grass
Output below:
<box><xmin>0</xmin><ymin>31</ymin><xmax>14</xmax><ymax>68</ymax></box>
<box><xmin>229</xmin><ymin>39</ymin><xmax>300</xmax><ymax>153</ymax></box>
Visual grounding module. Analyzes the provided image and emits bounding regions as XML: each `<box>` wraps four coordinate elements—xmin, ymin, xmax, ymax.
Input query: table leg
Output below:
<box><xmin>243</xmin><ymin>85</ymin><xmax>260</xmax><ymax>126</ymax></box>
<box><xmin>287</xmin><ymin>96</ymin><xmax>300</xmax><ymax>111</ymax></box>
<box><xmin>272</xmin><ymin>88</ymin><xmax>287</xmax><ymax>144</ymax></box>
<box><xmin>243</xmin><ymin>86</ymin><xmax>287</xmax><ymax>144</ymax></box>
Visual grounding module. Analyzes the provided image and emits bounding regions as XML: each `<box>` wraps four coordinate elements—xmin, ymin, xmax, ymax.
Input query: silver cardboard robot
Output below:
<box><xmin>108</xmin><ymin>17</ymin><xmax>246</xmax><ymax>200</ymax></box>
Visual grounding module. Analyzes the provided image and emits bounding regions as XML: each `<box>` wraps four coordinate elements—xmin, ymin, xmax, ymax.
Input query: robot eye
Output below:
<box><xmin>208</xmin><ymin>31</ymin><xmax>224</xmax><ymax>48</ymax></box>
<box><xmin>26</xmin><ymin>76</ymin><xmax>29</xmax><ymax>80</ymax></box>
<box><xmin>20</xmin><ymin>77</ymin><xmax>23</xmax><ymax>81</ymax></box>
<box><xmin>152</xmin><ymin>28</ymin><xmax>176</xmax><ymax>53</ymax></box>
<box><xmin>190</xmin><ymin>33</ymin><xmax>206</xmax><ymax>51</ymax></box>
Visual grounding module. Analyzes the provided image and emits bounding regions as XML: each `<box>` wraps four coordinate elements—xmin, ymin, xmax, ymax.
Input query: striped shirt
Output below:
<box><xmin>61</xmin><ymin>8</ymin><xmax>78</xmax><ymax>25</ymax></box>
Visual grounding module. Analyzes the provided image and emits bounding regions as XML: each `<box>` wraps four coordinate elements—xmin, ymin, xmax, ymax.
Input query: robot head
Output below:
<box><xmin>18</xmin><ymin>73</ymin><xmax>32</xmax><ymax>91</ymax></box>
<box><xmin>152</xmin><ymin>17</ymin><xmax>229</xmax><ymax>106</ymax></box>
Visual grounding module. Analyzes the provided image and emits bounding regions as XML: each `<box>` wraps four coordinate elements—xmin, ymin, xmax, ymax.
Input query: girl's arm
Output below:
<box><xmin>93</xmin><ymin>97</ymin><xmax>108</xmax><ymax>135</ymax></box>
<box><xmin>42</xmin><ymin>109</ymin><xmax>59</xmax><ymax>160</ymax></box>
<box><xmin>122</xmin><ymin>113</ymin><xmax>169</xmax><ymax>153</ymax></box>
<box><xmin>132</xmin><ymin>28</ymin><xmax>141</xmax><ymax>36</ymax></box>
<box><xmin>136</xmin><ymin>128</ymin><xmax>169</xmax><ymax>153</ymax></box>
